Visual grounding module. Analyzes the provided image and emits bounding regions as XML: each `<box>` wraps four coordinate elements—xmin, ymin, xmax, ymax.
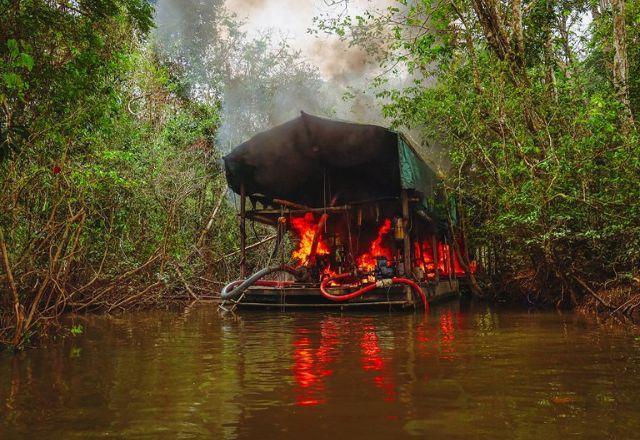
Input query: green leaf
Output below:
<box><xmin>7</xmin><ymin>39</ymin><xmax>19</xmax><ymax>56</ymax></box>
<box><xmin>18</xmin><ymin>53</ymin><xmax>34</xmax><ymax>71</ymax></box>
<box><xmin>70</xmin><ymin>325</ymin><xmax>83</xmax><ymax>336</ymax></box>
<box><xmin>2</xmin><ymin>72</ymin><xmax>23</xmax><ymax>90</ymax></box>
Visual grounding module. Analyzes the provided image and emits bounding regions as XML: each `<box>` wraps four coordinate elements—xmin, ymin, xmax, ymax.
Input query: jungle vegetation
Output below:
<box><xmin>316</xmin><ymin>0</ymin><xmax>640</xmax><ymax>317</ymax></box>
<box><xmin>0</xmin><ymin>0</ymin><xmax>324</xmax><ymax>348</ymax></box>
<box><xmin>1</xmin><ymin>0</ymin><xmax>639</xmax><ymax>349</ymax></box>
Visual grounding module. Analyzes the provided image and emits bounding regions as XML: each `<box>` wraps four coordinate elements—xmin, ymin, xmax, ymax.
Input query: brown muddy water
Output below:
<box><xmin>1</xmin><ymin>302</ymin><xmax>640</xmax><ymax>439</ymax></box>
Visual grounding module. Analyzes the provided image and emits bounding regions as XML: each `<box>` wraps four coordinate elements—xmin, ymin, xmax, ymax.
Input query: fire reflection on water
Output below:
<box><xmin>360</xmin><ymin>324</ymin><xmax>396</xmax><ymax>402</ymax></box>
<box><xmin>292</xmin><ymin>320</ymin><xmax>339</xmax><ymax>406</ymax></box>
<box><xmin>4</xmin><ymin>306</ymin><xmax>637</xmax><ymax>439</ymax></box>
<box><xmin>439</xmin><ymin>310</ymin><xmax>457</xmax><ymax>361</ymax></box>
<box><xmin>292</xmin><ymin>313</ymin><xmax>461</xmax><ymax>407</ymax></box>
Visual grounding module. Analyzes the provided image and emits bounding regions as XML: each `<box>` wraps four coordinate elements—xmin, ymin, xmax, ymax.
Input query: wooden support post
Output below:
<box><xmin>401</xmin><ymin>190</ymin><xmax>413</xmax><ymax>303</ymax></box>
<box><xmin>449</xmin><ymin>238</ymin><xmax>456</xmax><ymax>280</ymax></box>
<box><xmin>240</xmin><ymin>182</ymin><xmax>247</xmax><ymax>278</ymax></box>
<box><xmin>432</xmin><ymin>234</ymin><xmax>440</xmax><ymax>284</ymax></box>
<box><xmin>401</xmin><ymin>190</ymin><xmax>412</xmax><ymax>277</ymax></box>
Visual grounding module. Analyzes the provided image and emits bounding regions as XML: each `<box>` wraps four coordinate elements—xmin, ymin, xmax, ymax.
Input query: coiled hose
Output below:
<box><xmin>320</xmin><ymin>273</ymin><xmax>429</xmax><ymax>312</ymax></box>
<box><xmin>221</xmin><ymin>265</ymin><xmax>303</xmax><ymax>301</ymax></box>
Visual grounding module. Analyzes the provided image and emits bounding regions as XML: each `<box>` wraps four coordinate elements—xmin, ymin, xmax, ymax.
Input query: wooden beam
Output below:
<box><xmin>432</xmin><ymin>234</ymin><xmax>440</xmax><ymax>283</ymax></box>
<box><xmin>244</xmin><ymin>212</ymin><xmax>278</xmax><ymax>226</ymax></box>
<box><xmin>272</xmin><ymin>198</ymin><xmax>312</xmax><ymax>211</ymax></box>
<box><xmin>240</xmin><ymin>182</ymin><xmax>247</xmax><ymax>278</ymax></box>
<box><xmin>449</xmin><ymin>237</ymin><xmax>456</xmax><ymax>281</ymax></box>
<box><xmin>401</xmin><ymin>190</ymin><xmax>412</xmax><ymax>278</ymax></box>
<box><xmin>247</xmin><ymin>206</ymin><xmax>350</xmax><ymax>216</ymax></box>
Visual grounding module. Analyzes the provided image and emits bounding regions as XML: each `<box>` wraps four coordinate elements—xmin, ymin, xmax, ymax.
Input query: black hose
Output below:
<box><xmin>220</xmin><ymin>265</ymin><xmax>303</xmax><ymax>301</ymax></box>
<box><xmin>270</xmin><ymin>221</ymin><xmax>285</xmax><ymax>259</ymax></box>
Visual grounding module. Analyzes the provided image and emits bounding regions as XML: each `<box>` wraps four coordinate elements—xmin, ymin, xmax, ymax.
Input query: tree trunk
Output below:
<box><xmin>611</xmin><ymin>0</ymin><xmax>634</xmax><ymax>123</ymax></box>
<box><xmin>471</xmin><ymin>0</ymin><xmax>512</xmax><ymax>64</ymax></box>
<box><xmin>464</xmin><ymin>30</ymin><xmax>482</xmax><ymax>93</ymax></box>
<box><xmin>0</xmin><ymin>228</ymin><xmax>24</xmax><ymax>347</ymax></box>
<box><xmin>471</xmin><ymin>0</ymin><xmax>540</xmax><ymax>131</ymax></box>
<box><xmin>544</xmin><ymin>28</ymin><xmax>558</xmax><ymax>101</ymax></box>
<box><xmin>511</xmin><ymin>0</ymin><xmax>525</xmax><ymax>69</ymax></box>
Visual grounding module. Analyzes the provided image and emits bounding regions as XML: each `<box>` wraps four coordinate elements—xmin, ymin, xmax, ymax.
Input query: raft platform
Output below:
<box><xmin>230</xmin><ymin>279</ymin><xmax>459</xmax><ymax>310</ymax></box>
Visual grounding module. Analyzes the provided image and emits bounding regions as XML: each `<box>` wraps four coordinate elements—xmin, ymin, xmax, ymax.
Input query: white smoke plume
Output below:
<box><xmin>152</xmin><ymin>0</ymin><xmax>446</xmax><ymax>169</ymax></box>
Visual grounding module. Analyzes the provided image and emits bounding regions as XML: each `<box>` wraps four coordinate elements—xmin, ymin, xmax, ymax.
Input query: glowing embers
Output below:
<box><xmin>321</xmin><ymin>265</ymin><xmax>338</xmax><ymax>281</ymax></box>
<box><xmin>357</xmin><ymin>219</ymin><xmax>393</xmax><ymax>273</ymax></box>
<box><xmin>290</xmin><ymin>212</ymin><xmax>330</xmax><ymax>266</ymax></box>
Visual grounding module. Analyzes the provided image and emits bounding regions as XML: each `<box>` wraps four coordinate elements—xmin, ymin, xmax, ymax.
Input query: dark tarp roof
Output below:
<box><xmin>223</xmin><ymin>112</ymin><xmax>439</xmax><ymax>209</ymax></box>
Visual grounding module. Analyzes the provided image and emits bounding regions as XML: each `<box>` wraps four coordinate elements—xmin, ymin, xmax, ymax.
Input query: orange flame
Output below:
<box><xmin>414</xmin><ymin>241</ymin><xmax>436</xmax><ymax>279</ymax></box>
<box><xmin>290</xmin><ymin>212</ymin><xmax>330</xmax><ymax>266</ymax></box>
<box><xmin>414</xmin><ymin>239</ymin><xmax>476</xmax><ymax>279</ymax></box>
<box><xmin>357</xmin><ymin>219</ymin><xmax>393</xmax><ymax>272</ymax></box>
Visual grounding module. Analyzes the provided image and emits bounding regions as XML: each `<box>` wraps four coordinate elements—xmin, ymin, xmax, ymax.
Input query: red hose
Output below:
<box><xmin>320</xmin><ymin>273</ymin><xmax>377</xmax><ymax>301</ymax></box>
<box><xmin>320</xmin><ymin>274</ymin><xmax>429</xmax><ymax>312</ymax></box>
<box><xmin>392</xmin><ymin>277</ymin><xmax>429</xmax><ymax>313</ymax></box>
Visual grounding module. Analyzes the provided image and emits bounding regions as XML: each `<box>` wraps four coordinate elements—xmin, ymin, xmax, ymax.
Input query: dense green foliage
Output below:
<box><xmin>318</xmin><ymin>0</ymin><xmax>640</xmax><ymax>307</ymax></box>
<box><xmin>0</xmin><ymin>0</ymin><xmax>335</xmax><ymax>349</ymax></box>
<box><xmin>0</xmin><ymin>0</ymin><xmax>239</xmax><ymax>348</ymax></box>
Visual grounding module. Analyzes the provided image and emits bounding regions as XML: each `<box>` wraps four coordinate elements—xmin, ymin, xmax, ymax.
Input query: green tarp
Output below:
<box><xmin>397</xmin><ymin>135</ymin><xmax>456</xmax><ymax>227</ymax></box>
<box><xmin>398</xmin><ymin>135</ymin><xmax>438</xmax><ymax>211</ymax></box>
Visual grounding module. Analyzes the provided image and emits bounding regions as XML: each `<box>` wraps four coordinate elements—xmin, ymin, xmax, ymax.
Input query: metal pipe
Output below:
<box><xmin>220</xmin><ymin>265</ymin><xmax>303</xmax><ymax>301</ymax></box>
<box><xmin>240</xmin><ymin>182</ymin><xmax>247</xmax><ymax>278</ymax></box>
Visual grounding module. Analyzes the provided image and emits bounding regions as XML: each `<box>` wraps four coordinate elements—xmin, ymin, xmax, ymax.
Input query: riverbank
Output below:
<box><xmin>3</xmin><ymin>274</ymin><xmax>639</xmax><ymax>351</ymax></box>
<box><xmin>486</xmin><ymin>268</ymin><xmax>640</xmax><ymax>327</ymax></box>
<box><xmin>0</xmin><ymin>275</ymin><xmax>224</xmax><ymax>350</ymax></box>
<box><xmin>578</xmin><ymin>282</ymin><xmax>640</xmax><ymax>326</ymax></box>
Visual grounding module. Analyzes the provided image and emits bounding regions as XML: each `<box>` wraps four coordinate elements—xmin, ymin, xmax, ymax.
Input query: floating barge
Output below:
<box><xmin>221</xmin><ymin>113</ymin><xmax>473</xmax><ymax>310</ymax></box>
<box><xmin>234</xmin><ymin>282</ymin><xmax>460</xmax><ymax>310</ymax></box>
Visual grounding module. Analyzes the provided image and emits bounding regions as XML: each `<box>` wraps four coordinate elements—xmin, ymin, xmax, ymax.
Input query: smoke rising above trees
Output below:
<box><xmin>316</xmin><ymin>0</ymin><xmax>640</xmax><ymax>312</ymax></box>
<box><xmin>153</xmin><ymin>0</ymin><xmax>399</xmax><ymax>150</ymax></box>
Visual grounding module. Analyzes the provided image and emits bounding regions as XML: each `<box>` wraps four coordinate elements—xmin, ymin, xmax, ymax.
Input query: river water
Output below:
<box><xmin>1</xmin><ymin>302</ymin><xmax>639</xmax><ymax>439</ymax></box>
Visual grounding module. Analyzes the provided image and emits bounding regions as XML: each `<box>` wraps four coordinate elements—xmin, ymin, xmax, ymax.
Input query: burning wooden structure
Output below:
<box><xmin>221</xmin><ymin>112</ymin><xmax>472</xmax><ymax>309</ymax></box>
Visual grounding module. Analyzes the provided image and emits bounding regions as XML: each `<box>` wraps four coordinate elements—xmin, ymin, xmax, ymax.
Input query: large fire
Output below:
<box><xmin>290</xmin><ymin>212</ymin><xmax>330</xmax><ymax>266</ymax></box>
<box><xmin>414</xmin><ymin>240</ymin><xmax>472</xmax><ymax>278</ymax></box>
<box><xmin>414</xmin><ymin>241</ymin><xmax>437</xmax><ymax>279</ymax></box>
<box><xmin>289</xmin><ymin>212</ymin><xmax>474</xmax><ymax>280</ymax></box>
<box><xmin>357</xmin><ymin>219</ymin><xmax>393</xmax><ymax>272</ymax></box>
